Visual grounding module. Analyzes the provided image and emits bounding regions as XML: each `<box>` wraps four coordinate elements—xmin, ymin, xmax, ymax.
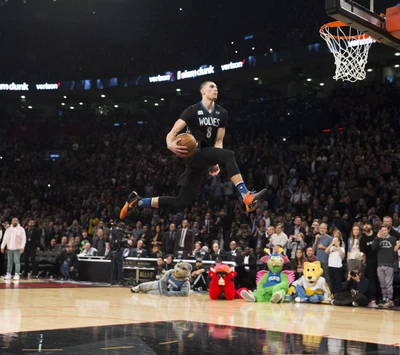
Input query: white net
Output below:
<box><xmin>320</xmin><ymin>22</ymin><xmax>374</xmax><ymax>83</ymax></box>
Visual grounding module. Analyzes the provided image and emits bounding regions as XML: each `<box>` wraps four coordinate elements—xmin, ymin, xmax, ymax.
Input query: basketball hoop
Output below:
<box><xmin>320</xmin><ymin>21</ymin><xmax>375</xmax><ymax>83</ymax></box>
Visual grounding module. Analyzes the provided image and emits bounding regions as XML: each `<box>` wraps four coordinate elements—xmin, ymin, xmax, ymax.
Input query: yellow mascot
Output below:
<box><xmin>286</xmin><ymin>261</ymin><xmax>331</xmax><ymax>303</ymax></box>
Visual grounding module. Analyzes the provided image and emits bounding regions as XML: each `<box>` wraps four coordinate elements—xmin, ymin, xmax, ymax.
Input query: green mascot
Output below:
<box><xmin>240</xmin><ymin>254</ymin><xmax>295</xmax><ymax>303</ymax></box>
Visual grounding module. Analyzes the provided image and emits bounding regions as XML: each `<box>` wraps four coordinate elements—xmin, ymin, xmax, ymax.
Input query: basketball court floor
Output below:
<box><xmin>1</xmin><ymin>279</ymin><xmax>400</xmax><ymax>354</ymax></box>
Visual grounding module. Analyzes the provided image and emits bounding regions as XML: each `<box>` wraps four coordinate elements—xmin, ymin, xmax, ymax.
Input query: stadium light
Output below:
<box><xmin>61</xmin><ymin>103</ymin><xmax>65</xmax><ymax>106</ymax></box>
<box><xmin>320</xmin><ymin>83</ymin><xmax>325</xmax><ymax>86</ymax></box>
<box><xmin>252</xmin><ymin>47</ymin><xmax>255</xmax><ymax>50</ymax></box>
<box><xmin>154</xmin><ymin>103</ymin><xmax>159</xmax><ymax>106</ymax></box>
<box><xmin>231</xmin><ymin>41</ymin><xmax>234</xmax><ymax>44</ymax></box>
<box><xmin>21</xmin><ymin>95</ymin><xmax>26</xmax><ymax>99</ymax></box>
<box><xmin>70</xmin><ymin>106</ymin><xmax>74</xmax><ymax>110</ymax></box>
<box><xmin>28</xmin><ymin>106</ymin><xmax>32</xmax><ymax>109</ymax></box>
<box><xmin>114</xmin><ymin>105</ymin><xmax>119</xmax><ymax>108</ymax></box>
<box><xmin>63</xmin><ymin>96</ymin><xmax>67</xmax><ymax>99</ymax></box>
<box><xmin>395</xmin><ymin>64</ymin><xmax>400</xmax><ymax>68</ymax></box>
<box><xmin>176</xmin><ymin>88</ymin><xmax>181</xmax><ymax>92</ymax></box>
<box><xmin>235</xmin><ymin>50</ymin><xmax>238</xmax><ymax>54</ymax></box>
<box><xmin>306</xmin><ymin>78</ymin><xmax>312</xmax><ymax>82</ymax></box>
<box><xmin>254</xmin><ymin>77</ymin><xmax>259</xmax><ymax>81</ymax></box>
<box><xmin>79</xmin><ymin>102</ymin><xmax>83</xmax><ymax>105</ymax></box>
<box><xmin>101</xmin><ymin>94</ymin><xmax>106</xmax><ymax>98</ymax></box>
<box><xmin>395</xmin><ymin>52</ymin><xmax>400</xmax><ymax>56</ymax></box>
<box><xmin>144</xmin><ymin>99</ymin><xmax>148</xmax><ymax>102</ymax></box>
<box><xmin>161</xmin><ymin>98</ymin><xmax>165</xmax><ymax>101</ymax></box>
<box><xmin>367</xmin><ymin>68</ymin><xmax>373</xmax><ymax>72</ymax></box>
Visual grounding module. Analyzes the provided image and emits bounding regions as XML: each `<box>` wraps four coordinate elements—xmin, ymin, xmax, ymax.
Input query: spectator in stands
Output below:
<box><xmin>332</xmin><ymin>266</ymin><xmax>369</xmax><ymax>307</ymax></box>
<box><xmin>149</xmin><ymin>243</ymin><xmax>161</xmax><ymax>258</ymax></box>
<box><xmin>93</xmin><ymin>229</ymin><xmax>106</xmax><ymax>256</ymax></box>
<box><xmin>191</xmin><ymin>242</ymin><xmax>202</xmax><ymax>258</ymax></box>
<box><xmin>211</xmin><ymin>242</ymin><xmax>225</xmax><ymax>259</ymax></box>
<box><xmin>1</xmin><ymin>218</ymin><xmax>26</xmax><ymax>281</ymax></box>
<box><xmin>227</xmin><ymin>222</ymin><xmax>239</xmax><ymax>246</ymax></box>
<box><xmin>235</xmin><ymin>246</ymin><xmax>257</xmax><ymax>290</ymax></box>
<box><xmin>59</xmin><ymin>244</ymin><xmax>78</xmax><ymax>280</ymax></box>
<box><xmin>289</xmin><ymin>232</ymin><xmax>306</xmax><ymax>260</ymax></box>
<box><xmin>131</xmin><ymin>239</ymin><xmax>148</xmax><ymax>257</ymax></box>
<box><xmin>325</xmin><ymin>229</ymin><xmax>345</xmax><ymax>294</ymax></box>
<box><xmin>226</xmin><ymin>241</ymin><xmax>240</xmax><ymax>261</ymax></box>
<box><xmin>60</xmin><ymin>236</ymin><xmax>68</xmax><ymax>250</ymax></box>
<box><xmin>68</xmin><ymin>220</ymin><xmax>82</xmax><ymax>240</ymax></box>
<box><xmin>304</xmin><ymin>247</ymin><xmax>316</xmax><ymax>264</ymax></box>
<box><xmin>189</xmin><ymin>258</ymin><xmax>208</xmax><ymax>291</ymax></box>
<box><xmin>291</xmin><ymin>248</ymin><xmax>305</xmax><ymax>280</ymax></box>
<box><xmin>46</xmin><ymin>238</ymin><xmax>60</xmax><ymax>253</ymax></box>
<box><xmin>174</xmin><ymin>219</ymin><xmax>194</xmax><ymax>255</ymax></box>
<box><xmin>313</xmin><ymin>223</ymin><xmax>332</xmax><ymax>285</ymax></box>
<box><xmin>22</xmin><ymin>219</ymin><xmax>41</xmax><ymax>278</ymax></box>
<box><xmin>164</xmin><ymin>254</ymin><xmax>174</xmax><ymax>271</ymax></box>
<box><xmin>79</xmin><ymin>242</ymin><xmax>98</xmax><ymax>256</ymax></box>
<box><xmin>382</xmin><ymin>216</ymin><xmax>400</xmax><ymax>240</ymax></box>
<box><xmin>154</xmin><ymin>256</ymin><xmax>166</xmax><ymax>280</ymax></box>
<box><xmin>347</xmin><ymin>224</ymin><xmax>364</xmax><ymax>271</ymax></box>
<box><xmin>372</xmin><ymin>225</ymin><xmax>400</xmax><ymax>308</ymax></box>
<box><xmin>162</xmin><ymin>223</ymin><xmax>176</xmax><ymax>255</ymax></box>
<box><xmin>271</xmin><ymin>223</ymin><xmax>288</xmax><ymax>253</ymax></box>
<box><xmin>139</xmin><ymin>225</ymin><xmax>151</xmax><ymax>246</ymax></box>
<box><xmin>93</xmin><ymin>220</ymin><xmax>110</xmax><ymax>241</ymax></box>
<box><xmin>360</xmin><ymin>221</ymin><xmax>379</xmax><ymax>307</ymax></box>
<box><xmin>151</xmin><ymin>225</ymin><xmax>163</xmax><ymax>248</ymax></box>
<box><xmin>132</xmin><ymin>222</ymin><xmax>143</xmax><ymax>240</ymax></box>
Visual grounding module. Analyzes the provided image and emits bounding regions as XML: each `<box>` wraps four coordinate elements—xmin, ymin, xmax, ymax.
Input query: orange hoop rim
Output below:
<box><xmin>320</xmin><ymin>21</ymin><xmax>373</xmax><ymax>41</ymax></box>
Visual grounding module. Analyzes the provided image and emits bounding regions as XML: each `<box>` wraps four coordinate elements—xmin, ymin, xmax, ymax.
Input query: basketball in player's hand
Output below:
<box><xmin>176</xmin><ymin>133</ymin><xmax>197</xmax><ymax>157</ymax></box>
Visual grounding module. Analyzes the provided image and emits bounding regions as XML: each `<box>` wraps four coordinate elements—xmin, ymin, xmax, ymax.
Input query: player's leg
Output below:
<box><xmin>200</xmin><ymin>147</ymin><xmax>266</xmax><ymax>211</ymax></box>
<box><xmin>120</xmin><ymin>179</ymin><xmax>201</xmax><ymax>218</ymax></box>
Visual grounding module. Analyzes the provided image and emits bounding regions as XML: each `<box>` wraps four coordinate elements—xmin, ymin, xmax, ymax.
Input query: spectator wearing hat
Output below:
<box><xmin>59</xmin><ymin>244</ymin><xmax>78</xmax><ymax>280</ymax></box>
<box><xmin>189</xmin><ymin>258</ymin><xmax>208</xmax><ymax>291</ymax></box>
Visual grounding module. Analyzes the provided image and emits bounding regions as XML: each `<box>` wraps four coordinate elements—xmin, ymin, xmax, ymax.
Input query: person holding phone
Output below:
<box><xmin>325</xmin><ymin>230</ymin><xmax>345</xmax><ymax>294</ymax></box>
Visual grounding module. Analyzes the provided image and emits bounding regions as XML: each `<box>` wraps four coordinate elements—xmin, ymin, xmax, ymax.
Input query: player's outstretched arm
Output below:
<box><xmin>166</xmin><ymin>118</ymin><xmax>189</xmax><ymax>158</ymax></box>
<box><xmin>214</xmin><ymin>127</ymin><xmax>225</xmax><ymax>149</ymax></box>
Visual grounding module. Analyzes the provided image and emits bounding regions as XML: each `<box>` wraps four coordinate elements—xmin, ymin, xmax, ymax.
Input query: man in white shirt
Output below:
<box><xmin>79</xmin><ymin>242</ymin><xmax>98</xmax><ymax>256</ymax></box>
<box><xmin>1</xmin><ymin>218</ymin><xmax>26</xmax><ymax>280</ymax></box>
<box><xmin>262</xmin><ymin>210</ymin><xmax>271</xmax><ymax>228</ymax></box>
<box><xmin>271</xmin><ymin>223</ymin><xmax>288</xmax><ymax>253</ymax></box>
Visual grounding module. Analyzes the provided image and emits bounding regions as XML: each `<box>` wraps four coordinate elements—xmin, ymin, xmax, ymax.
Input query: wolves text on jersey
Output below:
<box><xmin>198</xmin><ymin>116</ymin><xmax>220</xmax><ymax>127</ymax></box>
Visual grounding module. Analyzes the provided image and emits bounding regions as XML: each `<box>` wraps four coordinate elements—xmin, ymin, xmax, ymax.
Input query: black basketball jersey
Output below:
<box><xmin>180</xmin><ymin>102</ymin><xmax>228</xmax><ymax>148</ymax></box>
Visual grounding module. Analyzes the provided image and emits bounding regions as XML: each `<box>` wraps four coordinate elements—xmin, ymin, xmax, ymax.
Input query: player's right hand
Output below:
<box><xmin>168</xmin><ymin>138</ymin><xmax>188</xmax><ymax>158</ymax></box>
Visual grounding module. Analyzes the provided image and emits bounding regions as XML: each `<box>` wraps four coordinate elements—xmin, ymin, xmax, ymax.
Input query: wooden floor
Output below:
<box><xmin>1</xmin><ymin>281</ymin><xmax>400</xmax><ymax>347</ymax></box>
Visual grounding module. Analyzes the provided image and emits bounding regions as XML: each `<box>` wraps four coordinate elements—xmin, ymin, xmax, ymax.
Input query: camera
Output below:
<box><xmin>350</xmin><ymin>271</ymin><xmax>359</xmax><ymax>277</ymax></box>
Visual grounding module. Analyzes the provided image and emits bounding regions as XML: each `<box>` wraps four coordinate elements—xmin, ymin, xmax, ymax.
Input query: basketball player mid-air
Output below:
<box><xmin>120</xmin><ymin>81</ymin><xmax>267</xmax><ymax>219</ymax></box>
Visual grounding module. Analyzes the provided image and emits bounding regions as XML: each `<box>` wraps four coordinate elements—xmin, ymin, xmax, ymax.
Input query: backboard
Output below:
<box><xmin>325</xmin><ymin>0</ymin><xmax>400</xmax><ymax>49</ymax></box>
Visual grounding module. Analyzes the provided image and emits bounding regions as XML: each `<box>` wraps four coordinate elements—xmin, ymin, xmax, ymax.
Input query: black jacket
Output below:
<box><xmin>25</xmin><ymin>227</ymin><xmax>41</xmax><ymax>250</ymax></box>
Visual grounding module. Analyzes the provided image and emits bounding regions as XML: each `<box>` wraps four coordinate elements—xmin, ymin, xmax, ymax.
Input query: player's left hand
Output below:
<box><xmin>209</xmin><ymin>164</ymin><xmax>220</xmax><ymax>176</ymax></box>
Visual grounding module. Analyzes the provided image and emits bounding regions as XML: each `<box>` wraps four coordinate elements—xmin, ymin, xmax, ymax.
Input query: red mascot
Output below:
<box><xmin>208</xmin><ymin>264</ymin><xmax>237</xmax><ymax>300</ymax></box>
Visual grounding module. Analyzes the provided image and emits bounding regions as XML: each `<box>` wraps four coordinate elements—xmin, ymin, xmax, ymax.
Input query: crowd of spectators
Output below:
<box><xmin>1</xmin><ymin>81</ymin><xmax>400</xmax><ymax>305</ymax></box>
<box><xmin>0</xmin><ymin>0</ymin><xmax>328</xmax><ymax>81</ymax></box>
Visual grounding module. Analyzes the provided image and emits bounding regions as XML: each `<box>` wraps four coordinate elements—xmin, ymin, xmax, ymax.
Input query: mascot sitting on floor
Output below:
<box><xmin>131</xmin><ymin>262</ymin><xmax>192</xmax><ymax>297</ymax></box>
<box><xmin>208</xmin><ymin>264</ymin><xmax>237</xmax><ymax>300</ymax></box>
<box><xmin>285</xmin><ymin>261</ymin><xmax>331</xmax><ymax>303</ymax></box>
<box><xmin>240</xmin><ymin>254</ymin><xmax>295</xmax><ymax>303</ymax></box>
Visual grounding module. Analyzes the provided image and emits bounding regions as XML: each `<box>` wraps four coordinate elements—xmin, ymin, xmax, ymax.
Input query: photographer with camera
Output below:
<box><xmin>106</xmin><ymin>239</ymin><xmax>133</xmax><ymax>285</ymax></box>
<box><xmin>331</xmin><ymin>266</ymin><xmax>369</xmax><ymax>307</ymax></box>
